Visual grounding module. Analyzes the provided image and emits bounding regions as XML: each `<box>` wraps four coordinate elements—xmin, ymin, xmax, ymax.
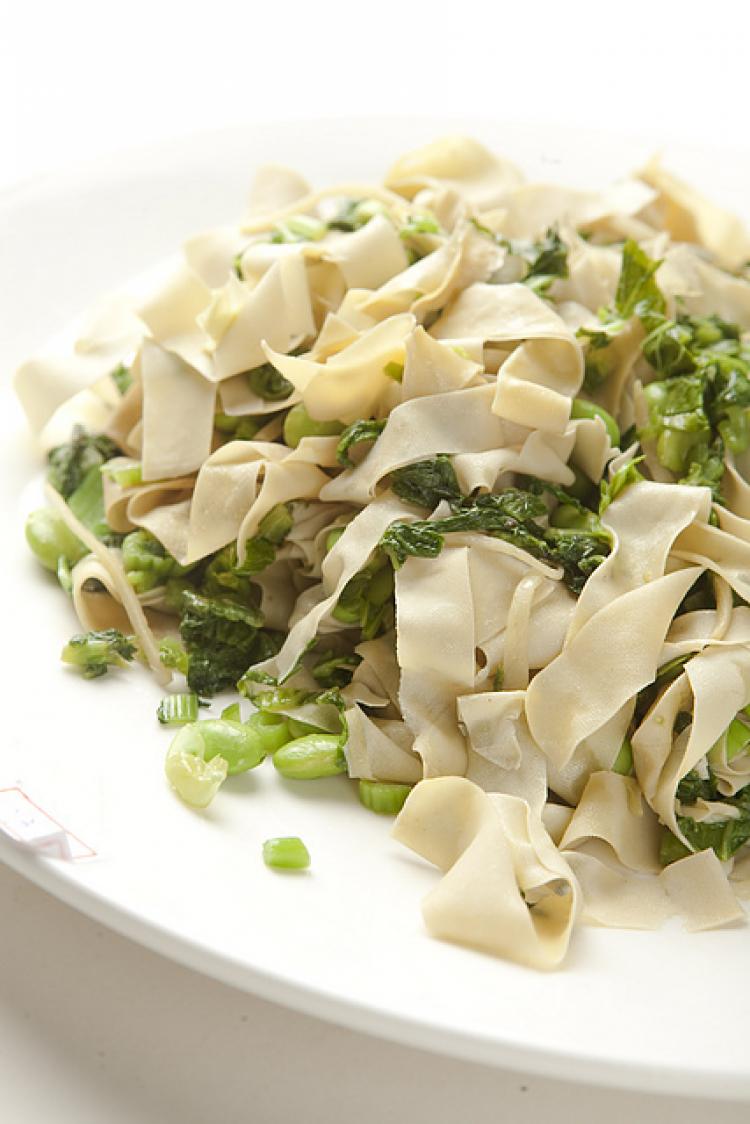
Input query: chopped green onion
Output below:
<box><xmin>383</xmin><ymin>361</ymin><xmax>404</xmax><ymax>382</ymax></box>
<box><xmin>358</xmin><ymin>780</ymin><xmax>413</xmax><ymax>815</ymax></box>
<box><xmin>157</xmin><ymin>693</ymin><xmax>200</xmax><ymax>725</ymax></box>
<box><xmin>262</xmin><ymin>836</ymin><xmax>311</xmax><ymax>870</ymax></box>
<box><xmin>273</xmin><ymin>734</ymin><xmax>347</xmax><ymax>779</ymax></box>
<box><xmin>270</xmin><ymin>215</ymin><xmax>326</xmax><ymax>244</ymax></box>
<box><xmin>400</xmin><ymin>213</ymin><xmax>441</xmax><ymax>238</ymax></box>
<box><xmin>221</xmin><ymin>702</ymin><xmax>242</xmax><ymax>722</ymax></box>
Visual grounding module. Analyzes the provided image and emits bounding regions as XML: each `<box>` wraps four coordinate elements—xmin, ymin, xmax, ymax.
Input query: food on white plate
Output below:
<box><xmin>17</xmin><ymin>135</ymin><xmax>750</xmax><ymax>969</ymax></box>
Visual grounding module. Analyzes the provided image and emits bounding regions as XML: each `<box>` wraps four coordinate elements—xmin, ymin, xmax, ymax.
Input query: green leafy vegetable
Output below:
<box><xmin>579</xmin><ymin>240</ymin><xmax>665</xmax><ymax>390</ymax></box>
<box><xmin>66</xmin><ymin>466</ymin><xmax>122</xmax><ymax>544</ymax></box>
<box><xmin>178</xmin><ymin>590</ymin><xmax>268</xmax><ymax>696</ymax></box>
<box><xmin>501</xmin><ymin>228</ymin><xmax>569</xmax><ymax>295</ymax></box>
<box><xmin>110</xmin><ymin>364</ymin><xmax>132</xmax><ymax>395</ymax></box>
<box><xmin>675</xmin><ymin>814</ymin><xmax>750</xmax><ymax>862</ymax></box>
<box><xmin>246</xmin><ymin>361</ymin><xmax>294</xmax><ymax>402</ymax></box>
<box><xmin>380</xmin><ymin>487</ymin><xmax>611</xmax><ymax>594</ymax></box>
<box><xmin>310</xmin><ymin>651</ymin><xmax>362</xmax><ymax>688</ymax></box>
<box><xmin>336</xmin><ymin>419</ymin><xmax>387</xmax><ymax>467</ymax></box>
<box><xmin>390</xmin><ymin>455</ymin><xmax>462</xmax><ymax>509</ymax></box>
<box><xmin>665</xmin><ymin>763</ymin><xmax>750</xmax><ymax>862</ymax></box>
<box><xmin>122</xmin><ymin>530</ymin><xmax>196</xmax><ymax>594</ymax></box>
<box><xmin>159</xmin><ymin>637</ymin><xmax>189</xmax><ymax>676</ymax></box>
<box><xmin>599</xmin><ymin>457</ymin><xmax>645</xmax><ymax>514</ymax></box>
<box><xmin>332</xmin><ymin>553</ymin><xmax>394</xmax><ymax>639</ymax></box>
<box><xmin>61</xmin><ymin>629</ymin><xmax>137</xmax><ymax>679</ymax></box>
<box><xmin>47</xmin><ymin>427</ymin><xmax>120</xmax><ymax>499</ymax></box>
<box><xmin>614</xmin><ymin>239</ymin><xmax>666</xmax><ymax>321</ymax></box>
<box><xmin>201</xmin><ymin>504</ymin><xmax>293</xmax><ymax>599</ymax></box>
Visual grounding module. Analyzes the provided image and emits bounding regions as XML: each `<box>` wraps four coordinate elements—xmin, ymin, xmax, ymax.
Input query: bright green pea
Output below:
<box><xmin>286</xmin><ymin>716</ymin><xmax>332</xmax><ymax>739</ymax></box>
<box><xmin>196</xmin><ymin>719</ymin><xmax>267</xmax><ymax>775</ymax></box>
<box><xmin>283</xmin><ymin>404</ymin><xmax>344</xmax><ymax>449</ymax></box>
<box><xmin>549</xmin><ymin>504</ymin><xmax>599</xmax><ymax>532</ymax></box>
<box><xmin>245</xmin><ymin>711</ymin><xmax>293</xmax><ymax>754</ymax></box>
<box><xmin>25</xmin><ymin>508</ymin><xmax>86</xmax><ymax>572</ymax></box>
<box><xmin>324</xmin><ymin>526</ymin><xmax>346</xmax><ymax>554</ymax></box>
<box><xmin>273</xmin><ymin>734</ymin><xmax>347</xmax><ymax>779</ymax></box>
<box><xmin>570</xmin><ymin>398</ymin><xmax>620</xmax><ymax>448</ymax></box>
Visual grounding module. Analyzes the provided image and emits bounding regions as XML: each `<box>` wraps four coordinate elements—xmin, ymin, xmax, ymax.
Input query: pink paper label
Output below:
<box><xmin>0</xmin><ymin>788</ymin><xmax>95</xmax><ymax>860</ymax></box>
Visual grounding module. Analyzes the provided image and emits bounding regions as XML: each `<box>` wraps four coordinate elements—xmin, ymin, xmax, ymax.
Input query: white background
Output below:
<box><xmin>3</xmin><ymin>2</ymin><xmax>750</xmax><ymax>1119</ymax></box>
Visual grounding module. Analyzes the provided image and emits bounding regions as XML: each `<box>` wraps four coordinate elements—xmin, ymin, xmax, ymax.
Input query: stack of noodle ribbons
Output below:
<box><xmin>17</xmin><ymin>136</ymin><xmax>750</xmax><ymax>969</ymax></box>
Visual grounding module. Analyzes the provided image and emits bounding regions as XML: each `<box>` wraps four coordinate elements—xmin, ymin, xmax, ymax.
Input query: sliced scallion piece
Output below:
<box><xmin>157</xmin><ymin>693</ymin><xmax>201</xmax><ymax>726</ymax></box>
<box><xmin>358</xmin><ymin>780</ymin><xmax>412</xmax><ymax>815</ymax></box>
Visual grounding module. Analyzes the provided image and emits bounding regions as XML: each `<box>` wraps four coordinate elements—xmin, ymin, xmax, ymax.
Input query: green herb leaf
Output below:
<box><xmin>390</xmin><ymin>455</ymin><xmax>462</xmax><ymax>509</ymax></box>
<box><xmin>247</xmin><ymin>361</ymin><xmax>295</xmax><ymax>402</ymax></box>
<box><xmin>336</xmin><ymin>419</ymin><xmax>387</xmax><ymax>467</ymax></box>
<box><xmin>48</xmin><ymin>426</ymin><xmax>121</xmax><ymax>499</ymax></box>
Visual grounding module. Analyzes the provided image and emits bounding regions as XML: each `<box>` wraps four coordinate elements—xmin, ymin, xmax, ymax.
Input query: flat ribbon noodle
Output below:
<box><xmin>392</xmin><ymin>777</ymin><xmax>579</xmax><ymax>970</ymax></box>
<box><xmin>395</xmin><ymin>547</ymin><xmax>474</xmax><ymax>777</ymax></box>
<box><xmin>430</xmin><ymin>282</ymin><xmax>583</xmax><ymax>434</ymax></box>
<box><xmin>526</xmin><ymin>567</ymin><xmax>702</xmax><ymax>769</ymax></box>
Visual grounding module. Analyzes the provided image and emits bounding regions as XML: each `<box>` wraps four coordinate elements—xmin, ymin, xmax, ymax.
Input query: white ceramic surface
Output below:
<box><xmin>2</xmin><ymin>119</ymin><xmax>749</xmax><ymax>1101</ymax></box>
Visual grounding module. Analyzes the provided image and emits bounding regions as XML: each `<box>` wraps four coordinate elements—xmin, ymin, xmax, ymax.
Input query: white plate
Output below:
<box><xmin>2</xmin><ymin>119</ymin><xmax>749</xmax><ymax>1101</ymax></box>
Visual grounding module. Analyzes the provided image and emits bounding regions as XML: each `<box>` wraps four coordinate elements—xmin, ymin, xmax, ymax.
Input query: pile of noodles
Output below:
<box><xmin>17</xmin><ymin>136</ymin><xmax>750</xmax><ymax>969</ymax></box>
